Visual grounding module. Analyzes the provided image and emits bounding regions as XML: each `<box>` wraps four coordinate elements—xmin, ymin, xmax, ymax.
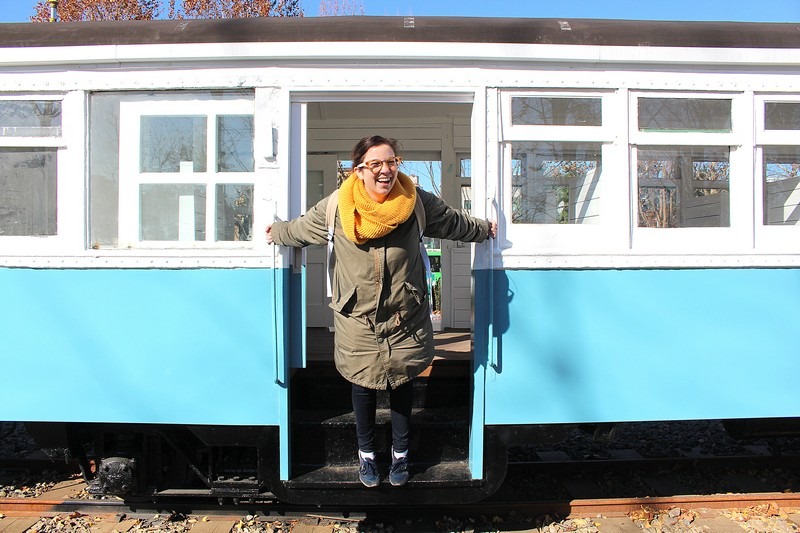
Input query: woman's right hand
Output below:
<box><xmin>265</xmin><ymin>224</ymin><xmax>274</xmax><ymax>244</ymax></box>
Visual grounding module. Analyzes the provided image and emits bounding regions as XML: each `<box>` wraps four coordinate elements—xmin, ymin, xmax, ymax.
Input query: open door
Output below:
<box><xmin>284</xmin><ymin>94</ymin><xmax>493</xmax><ymax>497</ymax></box>
<box><xmin>305</xmin><ymin>154</ymin><xmax>337</xmax><ymax>329</ymax></box>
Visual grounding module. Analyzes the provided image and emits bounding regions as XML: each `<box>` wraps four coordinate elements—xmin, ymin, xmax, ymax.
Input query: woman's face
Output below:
<box><xmin>355</xmin><ymin>143</ymin><xmax>398</xmax><ymax>202</ymax></box>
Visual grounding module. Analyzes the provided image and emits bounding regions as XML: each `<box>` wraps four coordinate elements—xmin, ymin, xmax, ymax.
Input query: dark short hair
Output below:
<box><xmin>351</xmin><ymin>135</ymin><xmax>401</xmax><ymax>166</ymax></box>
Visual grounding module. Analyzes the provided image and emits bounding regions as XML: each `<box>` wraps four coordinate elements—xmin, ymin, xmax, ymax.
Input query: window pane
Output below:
<box><xmin>89</xmin><ymin>93</ymin><xmax>122</xmax><ymax>247</ymax></box>
<box><xmin>512</xmin><ymin>97</ymin><xmax>602</xmax><ymax>126</ymax></box>
<box><xmin>0</xmin><ymin>101</ymin><xmax>61</xmax><ymax>137</ymax></box>
<box><xmin>510</xmin><ymin>142</ymin><xmax>601</xmax><ymax>224</ymax></box>
<box><xmin>216</xmin><ymin>184</ymin><xmax>253</xmax><ymax>241</ymax></box>
<box><xmin>765</xmin><ymin>102</ymin><xmax>800</xmax><ymax>130</ymax></box>
<box><xmin>140</xmin><ymin>116</ymin><xmax>207</xmax><ymax>173</ymax></box>
<box><xmin>217</xmin><ymin>115</ymin><xmax>254</xmax><ymax>172</ymax></box>
<box><xmin>0</xmin><ymin>148</ymin><xmax>56</xmax><ymax>236</ymax></box>
<box><xmin>638</xmin><ymin>98</ymin><xmax>731</xmax><ymax>131</ymax></box>
<box><xmin>140</xmin><ymin>184</ymin><xmax>206</xmax><ymax>241</ymax></box>
<box><xmin>764</xmin><ymin>146</ymin><xmax>800</xmax><ymax>225</ymax></box>
<box><xmin>460</xmin><ymin>185</ymin><xmax>472</xmax><ymax>213</ymax></box>
<box><xmin>459</xmin><ymin>158</ymin><xmax>471</xmax><ymax>178</ymax></box>
<box><xmin>637</xmin><ymin>146</ymin><xmax>729</xmax><ymax>228</ymax></box>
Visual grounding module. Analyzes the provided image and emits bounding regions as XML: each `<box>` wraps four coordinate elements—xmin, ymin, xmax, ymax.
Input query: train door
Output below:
<box><xmin>285</xmin><ymin>94</ymin><xmax>490</xmax><ymax>489</ymax></box>
<box><xmin>304</xmin><ymin>154</ymin><xmax>337</xmax><ymax>329</ymax></box>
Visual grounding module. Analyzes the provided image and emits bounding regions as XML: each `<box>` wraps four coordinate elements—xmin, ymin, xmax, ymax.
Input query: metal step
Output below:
<box><xmin>292</xmin><ymin>405</ymin><xmax>469</xmax><ymax>467</ymax></box>
<box><xmin>286</xmin><ymin>460</ymin><xmax>479</xmax><ymax>489</ymax></box>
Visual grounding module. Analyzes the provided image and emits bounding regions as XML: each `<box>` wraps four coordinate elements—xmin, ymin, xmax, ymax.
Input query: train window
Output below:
<box><xmin>458</xmin><ymin>156</ymin><xmax>471</xmax><ymax>213</ymax></box>
<box><xmin>0</xmin><ymin>148</ymin><xmax>57</xmax><ymax>236</ymax></box>
<box><xmin>637</xmin><ymin>146</ymin><xmax>729</xmax><ymax>228</ymax></box>
<box><xmin>1</xmin><ymin>97</ymin><xmax>62</xmax><ymax>239</ymax></box>
<box><xmin>510</xmin><ymin>142</ymin><xmax>601</xmax><ymax>224</ymax></box>
<box><xmin>499</xmin><ymin>91</ymin><xmax>617</xmax><ymax>254</ymax></box>
<box><xmin>762</xmin><ymin>146</ymin><xmax>800</xmax><ymax>225</ymax></box>
<box><xmin>0</xmin><ymin>100</ymin><xmax>61</xmax><ymax>137</ymax></box>
<box><xmin>638</xmin><ymin>98</ymin><xmax>731</xmax><ymax>132</ymax></box>
<box><xmin>511</xmin><ymin>97</ymin><xmax>602</xmax><ymax>126</ymax></box>
<box><xmin>217</xmin><ymin>115</ymin><xmax>255</xmax><ymax>172</ymax></box>
<box><xmin>140</xmin><ymin>116</ymin><xmax>208</xmax><ymax>173</ymax></box>
<box><xmin>89</xmin><ymin>90</ymin><xmax>255</xmax><ymax>248</ymax></box>
<box><xmin>765</xmin><ymin>102</ymin><xmax>800</xmax><ymax>130</ymax></box>
<box><xmin>755</xmin><ymin>96</ymin><xmax>800</xmax><ymax>233</ymax></box>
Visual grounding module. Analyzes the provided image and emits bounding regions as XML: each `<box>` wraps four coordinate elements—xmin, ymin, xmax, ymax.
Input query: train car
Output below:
<box><xmin>1</xmin><ymin>16</ymin><xmax>799</xmax><ymax>505</ymax></box>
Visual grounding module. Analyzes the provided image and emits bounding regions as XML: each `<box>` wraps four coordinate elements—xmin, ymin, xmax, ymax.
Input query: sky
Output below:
<box><xmin>1</xmin><ymin>0</ymin><xmax>798</xmax><ymax>23</ymax></box>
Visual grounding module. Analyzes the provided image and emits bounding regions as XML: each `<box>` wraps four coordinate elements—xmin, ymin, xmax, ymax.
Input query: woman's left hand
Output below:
<box><xmin>488</xmin><ymin>220</ymin><xmax>497</xmax><ymax>239</ymax></box>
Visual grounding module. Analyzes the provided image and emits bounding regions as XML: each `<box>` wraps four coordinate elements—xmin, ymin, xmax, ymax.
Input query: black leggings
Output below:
<box><xmin>352</xmin><ymin>381</ymin><xmax>413</xmax><ymax>454</ymax></box>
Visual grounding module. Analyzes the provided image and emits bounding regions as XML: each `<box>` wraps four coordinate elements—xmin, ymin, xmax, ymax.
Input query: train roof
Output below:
<box><xmin>0</xmin><ymin>16</ymin><xmax>798</xmax><ymax>50</ymax></box>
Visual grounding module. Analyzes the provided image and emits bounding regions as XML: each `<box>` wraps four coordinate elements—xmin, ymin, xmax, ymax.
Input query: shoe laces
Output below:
<box><xmin>360</xmin><ymin>456</ymin><xmax>377</xmax><ymax>475</ymax></box>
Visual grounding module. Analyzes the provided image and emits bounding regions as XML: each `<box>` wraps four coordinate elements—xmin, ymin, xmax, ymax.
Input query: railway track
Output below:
<box><xmin>2</xmin><ymin>452</ymin><xmax>800</xmax><ymax>531</ymax></box>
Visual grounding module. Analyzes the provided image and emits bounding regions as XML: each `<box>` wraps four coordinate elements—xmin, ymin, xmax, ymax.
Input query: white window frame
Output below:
<box><xmin>754</xmin><ymin>93</ymin><xmax>800</xmax><ymax>254</ymax></box>
<box><xmin>628</xmin><ymin>90</ymin><xmax>753</xmax><ymax>254</ymax></box>
<box><xmin>0</xmin><ymin>92</ymin><xmax>84</xmax><ymax>255</ymax></box>
<box><xmin>118</xmin><ymin>96</ymin><xmax>255</xmax><ymax>249</ymax></box>
<box><xmin>498</xmin><ymin>89</ymin><xmax>628</xmax><ymax>256</ymax></box>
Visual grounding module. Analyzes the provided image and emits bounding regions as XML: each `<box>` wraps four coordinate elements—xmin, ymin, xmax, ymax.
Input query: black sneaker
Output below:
<box><xmin>389</xmin><ymin>453</ymin><xmax>409</xmax><ymax>487</ymax></box>
<box><xmin>358</xmin><ymin>454</ymin><xmax>379</xmax><ymax>488</ymax></box>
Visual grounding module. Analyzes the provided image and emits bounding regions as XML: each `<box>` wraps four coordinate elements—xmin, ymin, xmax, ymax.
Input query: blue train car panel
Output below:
<box><xmin>1</xmin><ymin>268</ymin><xmax>283</xmax><ymax>425</ymax></box>
<box><xmin>481</xmin><ymin>268</ymin><xmax>800</xmax><ymax>425</ymax></box>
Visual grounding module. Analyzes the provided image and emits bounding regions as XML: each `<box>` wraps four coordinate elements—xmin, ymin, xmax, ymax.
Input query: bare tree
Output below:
<box><xmin>169</xmin><ymin>0</ymin><xmax>302</xmax><ymax>19</ymax></box>
<box><xmin>31</xmin><ymin>0</ymin><xmax>302</xmax><ymax>22</ymax></box>
<box><xmin>31</xmin><ymin>0</ymin><xmax>159</xmax><ymax>21</ymax></box>
<box><xmin>318</xmin><ymin>0</ymin><xmax>364</xmax><ymax>16</ymax></box>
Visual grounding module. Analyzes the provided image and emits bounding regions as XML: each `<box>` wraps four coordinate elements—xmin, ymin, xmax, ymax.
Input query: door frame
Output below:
<box><xmin>287</xmin><ymin>90</ymin><xmax>488</xmax><ymax>480</ymax></box>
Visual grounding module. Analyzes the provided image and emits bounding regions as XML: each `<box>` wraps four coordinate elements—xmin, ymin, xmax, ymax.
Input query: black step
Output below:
<box><xmin>292</xmin><ymin>405</ymin><xmax>469</xmax><ymax>470</ymax></box>
<box><xmin>286</xmin><ymin>461</ymin><xmax>479</xmax><ymax>489</ymax></box>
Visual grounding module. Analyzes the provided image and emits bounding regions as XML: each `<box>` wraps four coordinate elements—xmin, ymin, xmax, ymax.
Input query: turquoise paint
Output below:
<box><xmin>0</xmin><ymin>268</ymin><xmax>285</xmax><ymax>426</ymax></box>
<box><xmin>482</xmin><ymin>268</ymin><xmax>800</xmax><ymax>425</ymax></box>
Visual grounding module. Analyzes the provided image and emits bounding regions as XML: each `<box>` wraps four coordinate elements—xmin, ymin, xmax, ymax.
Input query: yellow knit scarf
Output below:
<box><xmin>338</xmin><ymin>171</ymin><xmax>416</xmax><ymax>244</ymax></box>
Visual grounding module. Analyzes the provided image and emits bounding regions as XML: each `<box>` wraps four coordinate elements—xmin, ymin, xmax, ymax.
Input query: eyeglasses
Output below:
<box><xmin>356</xmin><ymin>157</ymin><xmax>403</xmax><ymax>173</ymax></box>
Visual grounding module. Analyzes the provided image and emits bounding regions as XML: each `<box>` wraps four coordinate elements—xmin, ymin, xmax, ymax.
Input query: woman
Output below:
<box><xmin>266</xmin><ymin>135</ymin><xmax>496</xmax><ymax>487</ymax></box>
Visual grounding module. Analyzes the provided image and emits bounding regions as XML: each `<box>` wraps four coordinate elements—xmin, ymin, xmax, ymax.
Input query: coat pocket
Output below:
<box><xmin>401</xmin><ymin>281</ymin><xmax>425</xmax><ymax>309</ymax></box>
<box><xmin>330</xmin><ymin>285</ymin><xmax>357</xmax><ymax>316</ymax></box>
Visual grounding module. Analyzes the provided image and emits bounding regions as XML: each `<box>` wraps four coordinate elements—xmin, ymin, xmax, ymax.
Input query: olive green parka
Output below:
<box><xmin>270</xmin><ymin>186</ymin><xmax>490</xmax><ymax>390</ymax></box>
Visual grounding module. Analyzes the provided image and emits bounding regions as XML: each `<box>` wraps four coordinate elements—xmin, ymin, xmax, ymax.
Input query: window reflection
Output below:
<box><xmin>638</xmin><ymin>98</ymin><xmax>731</xmax><ymax>132</ymax></box>
<box><xmin>0</xmin><ymin>148</ymin><xmax>57</xmax><ymax>236</ymax></box>
<box><xmin>0</xmin><ymin>101</ymin><xmax>62</xmax><ymax>137</ymax></box>
<box><xmin>638</xmin><ymin>146</ymin><xmax>729</xmax><ymax>228</ymax></box>
<box><xmin>140</xmin><ymin>184</ymin><xmax>206</xmax><ymax>241</ymax></box>
<box><xmin>140</xmin><ymin>116</ymin><xmax>207</xmax><ymax>173</ymax></box>
<box><xmin>764</xmin><ymin>146</ymin><xmax>800</xmax><ymax>225</ymax></box>
<box><xmin>217</xmin><ymin>115</ymin><xmax>254</xmax><ymax>172</ymax></box>
<box><xmin>765</xmin><ymin>103</ymin><xmax>800</xmax><ymax>130</ymax></box>
<box><xmin>511</xmin><ymin>142</ymin><xmax>601</xmax><ymax>224</ymax></box>
<box><xmin>512</xmin><ymin>97</ymin><xmax>602</xmax><ymax>126</ymax></box>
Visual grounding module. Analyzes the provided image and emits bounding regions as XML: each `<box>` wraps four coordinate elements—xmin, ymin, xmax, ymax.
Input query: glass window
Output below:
<box><xmin>217</xmin><ymin>115</ymin><xmax>254</xmax><ymax>172</ymax></box>
<box><xmin>89</xmin><ymin>91</ymin><xmax>255</xmax><ymax>248</ymax></box>
<box><xmin>638</xmin><ymin>98</ymin><xmax>731</xmax><ymax>132</ymax></box>
<box><xmin>512</xmin><ymin>97</ymin><xmax>602</xmax><ymax>126</ymax></box>
<box><xmin>511</xmin><ymin>142</ymin><xmax>602</xmax><ymax>224</ymax></box>
<box><xmin>637</xmin><ymin>146</ymin><xmax>730</xmax><ymax>228</ymax></box>
<box><xmin>765</xmin><ymin>102</ymin><xmax>800</xmax><ymax>131</ymax></box>
<box><xmin>216</xmin><ymin>184</ymin><xmax>253</xmax><ymax>241</ymax></box>
<box><xmin>140</xmin><ymin>184</ymin><xmax>206</xmax><ymax>241</ymax></box>
<box><xmin>763</xmin><ymin>146</ymin><xmax>800</xmax><ymax>225</ymax></box>
<box><xmin>0</xmin><ymin>148</ymin><xmax>57</xmax><ymax>236</ymax></box>
<box><xmin>140</xmin><ymin>116</ymin><xmax>207</xmax><ymax>173</ymax></box>
<box><xmin>459</xmin><ymin>157</ymin><xmax>471</xmax><ymax>213</ymax></box>
<box><xmin>0</xmin><ymin>100</ymin><xmax>62</xmax><ymax>137</ymax></box>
